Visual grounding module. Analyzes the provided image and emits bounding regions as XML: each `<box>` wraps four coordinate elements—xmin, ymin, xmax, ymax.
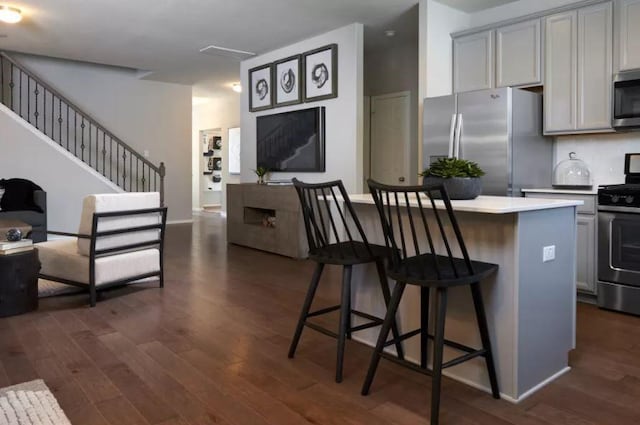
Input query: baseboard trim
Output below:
<box><xmin>167</xmin><ymin>219</ymin><xmax>194</xmax><ymax>225</ymax></box>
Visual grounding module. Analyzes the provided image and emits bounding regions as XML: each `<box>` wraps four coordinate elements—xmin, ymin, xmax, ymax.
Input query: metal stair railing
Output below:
<box><xmin>0</xmin><ymin>52</ymin><xmax>166</xmax><ymax>206</ymax></box>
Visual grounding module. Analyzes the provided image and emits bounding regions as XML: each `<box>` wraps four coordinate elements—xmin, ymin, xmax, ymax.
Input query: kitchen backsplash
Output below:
<box><xmin>554</xmin><ymin>132</ymin><xmax>640</xmax><ymax>187</ymax></box>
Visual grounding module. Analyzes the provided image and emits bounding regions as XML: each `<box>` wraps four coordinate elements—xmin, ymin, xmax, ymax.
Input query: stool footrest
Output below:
<box><xmin>351</xmin><ymin>309</ymin><xmax>380</xmax><ymax>322</ymax></box>
<box><xmin>442</xmin><ymin>349</ymin><xmax>487</xmax><ymax>369</ymax></box>
<box><xmin>383</xmin><ymin>328</ymin><xmax>421</xmax><ymax>347</ymax></box>
<box><xmin>350</xmin><ymin>320</ymin><xmax>383</xmax><ymax>333</ymax></box>
<box><xmin>383</xmin><ymin>328</ymin><xmax>479</xmax><ymax>355</ymax></box>
<box><xmin>307</xmin><ymin>305</ymin><xmax>341</xmax><ymax>318</ymax></box>
<box><xmin>379</xmin><ymin>348</ymin><xmax>488</xmax><ymax>375</ymax></box>
<box><xmin>304</xmin><ymin>321</ymin><xmax>339</xmax><ymax>338</ymax></box>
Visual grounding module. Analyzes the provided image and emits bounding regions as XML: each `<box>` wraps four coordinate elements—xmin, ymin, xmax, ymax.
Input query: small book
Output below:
<box><xmin>0</xmin><ymin>239</ymin><xmax>33</xmax><ymax>250</ymax></box>
<box><xmin>0</xmin><ymin>246</ymin><xmax>34</xmax><ymax>255</ymax></box>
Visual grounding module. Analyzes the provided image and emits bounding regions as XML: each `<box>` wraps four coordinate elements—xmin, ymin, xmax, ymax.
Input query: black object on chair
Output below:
<box><xmin>288</xmin><ymin>178</ymin><xmax>405</xmax><ymax>383</ymax></box>
<box><xmin>362</xmin><ymin>179</ymin><xmax>500</xmax><ymax>425</ymax></box>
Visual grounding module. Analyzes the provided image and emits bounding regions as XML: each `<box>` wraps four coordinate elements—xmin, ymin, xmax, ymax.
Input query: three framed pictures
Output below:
<box><xmin>248</xmin><ymin>44</ymin><xmax>338</xmax><ymax>112</ymax></box>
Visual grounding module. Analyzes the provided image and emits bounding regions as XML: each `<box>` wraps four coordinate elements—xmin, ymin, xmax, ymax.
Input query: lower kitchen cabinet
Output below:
<box><xmin>576</xmin><ymin>214</ymin><xmax>597</xmax><ymax>294</ymax></box>
<box><xmin>524</xmin><ymin>191</ymin><xmax>597</xmax><ymax>295</ymax></box>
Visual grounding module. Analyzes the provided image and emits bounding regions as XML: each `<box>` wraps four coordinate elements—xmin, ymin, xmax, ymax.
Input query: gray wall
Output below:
<box><xmin>364</xmin><ymin>24</ymin><xmax>419</xmax><ymax>182</ymax></box>
<box><xmin>10</xmin><ymin>53</ymin><xmax>193</xmax><ymax>223</ymax></box>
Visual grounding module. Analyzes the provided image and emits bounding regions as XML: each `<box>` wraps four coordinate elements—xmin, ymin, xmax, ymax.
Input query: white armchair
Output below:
<box><xmin>36</xmin><ymin>192</ymin><xmax>167</xmax><ymax>307</ymax></box>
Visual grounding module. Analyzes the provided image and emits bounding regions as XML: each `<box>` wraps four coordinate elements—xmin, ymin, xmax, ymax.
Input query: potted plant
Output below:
<box><xmin>253</xmin><ymin>166</ymin><xmax>269</xmax><ymax>184</ymax></box>
<box><xmin>419</xmin><ymin>158</ymin><xmax>485</xmax><ymax>200</ymax></box>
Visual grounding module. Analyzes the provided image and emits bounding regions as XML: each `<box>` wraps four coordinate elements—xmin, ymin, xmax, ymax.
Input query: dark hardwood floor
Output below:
<box><xmin>1</xmin><ymin>213</ymin><xmax>640</xmax><ymax>424</ymax></box>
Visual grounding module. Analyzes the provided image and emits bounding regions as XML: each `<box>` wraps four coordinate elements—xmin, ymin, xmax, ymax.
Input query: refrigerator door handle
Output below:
<box><xmin>448</xmin><ymin>113</ymin><xmax>457</xmax><ymax>158</ymax></box>
<box><xmin>454</xmin><ymin>113</ymin><xmax>463</xmax><ymax>158</ymax></box>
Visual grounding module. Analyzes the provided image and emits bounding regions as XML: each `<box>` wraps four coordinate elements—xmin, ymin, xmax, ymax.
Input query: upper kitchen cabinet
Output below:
<box><xmin>544</xmin><ymin>11</ymin><xmax>578</xmax><ymax>133</ymax></box>
<box><xmin>615</xmin><ymin>0</ymin><xmax>640</xmax><ymax>71</ymax></box>
<box><xmin>544</xmin><ymin>2</ymin><xmax>613</xmax><ymax>134</ymax></box>
<box><xmin>496</xmin><ymin>19</ymin><xmax>543</xmax><ymax>88</ymax></box>
<box><xmin>453</xmin><ymin>20</ymin><xmax>543</xmax><ymax>93</ymax></box>
<box><xmin>453</xmin><ymin>30</ymin><xmax>493</xmax><ymax>93</ymax></box>
<box><xmin>578</xmin><ymin>2</ymin><xmax>613</xmax><ymax>130</ymax></box>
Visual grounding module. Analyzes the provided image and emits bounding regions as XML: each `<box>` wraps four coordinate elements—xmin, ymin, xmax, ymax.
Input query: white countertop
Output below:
<box><xmin>348</xmin><ymin>194</ymin><xmax>583</xmax><ymax>214</ymax></box>
<box><xmin>521</xmin><ymin>188</ymin><xmax>598</xmax><ymax>195</ymax></box>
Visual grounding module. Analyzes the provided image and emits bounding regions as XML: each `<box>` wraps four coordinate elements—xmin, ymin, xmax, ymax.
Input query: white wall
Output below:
<box><xmin>239</xmin><ymin>23</ymin><xmax>365</xmax><ymax>193</ymax></box>
<box><xmin>11</xmin><ymin>53</ymin><xmax>193</xmax><ymax>223</ymax></box>
<box><xmin>192</xmin><ymin>93</ymin><xmax>241</xmax><ymax>212</ymax></box>
<box><xmin>555</xmin><ymin>134</ymin><xmax>640</xmax><ymax>187</ymax></box>
<box><xmin>0</xmin><ymin>104</ymin><xmax>122</xmax><ymax>232</ymax></box>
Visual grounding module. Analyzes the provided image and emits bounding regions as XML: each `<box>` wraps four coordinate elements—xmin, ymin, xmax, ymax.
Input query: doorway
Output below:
<box><xmin>369</xmin><ymin>91</ymin><xmax>412</xmax><ymax>186</ymax></box>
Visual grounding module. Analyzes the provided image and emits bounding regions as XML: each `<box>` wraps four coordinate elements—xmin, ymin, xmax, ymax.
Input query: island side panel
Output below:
<box><xmin>349</xmin><ymin>203</ymin><xmax>520</xmax><ymax>399</ymax></box>
<box><xmin>516</xmin><ymin>207</ymin><xmax>577</xmax><ymax>398</ymax></box>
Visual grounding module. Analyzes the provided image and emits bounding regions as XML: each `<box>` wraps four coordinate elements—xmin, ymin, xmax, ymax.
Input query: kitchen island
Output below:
<box><xmin>346</xmin><ymin>194</ymin><xmax>582</xmax><ymax>402</ymax></box>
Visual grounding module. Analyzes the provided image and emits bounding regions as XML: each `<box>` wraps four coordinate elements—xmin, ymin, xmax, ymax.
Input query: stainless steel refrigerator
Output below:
<box><xmin>423</xmin><ymin>87</ymin><xmax>552</xmax><ymax>196</ymax></box>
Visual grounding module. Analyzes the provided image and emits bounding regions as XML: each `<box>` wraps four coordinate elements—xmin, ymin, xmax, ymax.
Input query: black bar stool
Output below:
<box><xmin>361</xmin><ymin>179</ymin><xmax>500</xmax><ymax>425</ymax></box>
<box><xmin>288</xmin><ymin>178</ymin><xmax>404</xmax><ymax>383</ymax></box>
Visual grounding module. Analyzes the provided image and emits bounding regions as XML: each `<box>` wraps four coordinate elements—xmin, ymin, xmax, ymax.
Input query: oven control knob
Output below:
<box><xmin>626</xmin><ymin>196</ymin><xmax>635</xmax><ymax>204</ymax></box>
<box><xmin>612</xmin><ymin>195</ymin><xmax>620</xmax><ymax>203</ymax></box>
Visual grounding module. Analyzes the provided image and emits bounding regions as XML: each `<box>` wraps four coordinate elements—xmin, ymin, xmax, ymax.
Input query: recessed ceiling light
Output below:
<box><xmin>0</xmin><ymin>6</ymin><xmax>22</xmax><ymax>24</ymax></box>
<box><xmin>384</xmin><ymin>30</ymin><xmax>396</xmax><ymax>37</ymax></box>
<box><xmin>232</xmin><ymin>83</ymin><xmax>242</xmax><ymax>93</ymax></box>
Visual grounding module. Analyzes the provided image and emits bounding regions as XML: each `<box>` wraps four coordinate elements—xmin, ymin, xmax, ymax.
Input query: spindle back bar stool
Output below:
<box><xmin>288</xmin><ymin>178</ymin><xmax>404</xmax><ymax>383</ymax></box>
<box><xmin>361</xmin><ymin>179</ymin><xmax>500</xmax><ymax>425</ymax></box>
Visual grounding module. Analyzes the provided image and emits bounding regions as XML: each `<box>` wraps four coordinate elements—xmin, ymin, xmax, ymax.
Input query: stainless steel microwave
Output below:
<box><xmin>613</xmin><ymin>70</ymin><xmax>640</xmax><ymax>130</ymax></box>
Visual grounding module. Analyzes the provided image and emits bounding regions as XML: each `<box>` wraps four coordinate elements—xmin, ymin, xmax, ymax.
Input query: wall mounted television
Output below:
<box><xmin>256</xmin><ymin>107</ymin><xmax>325</xmax><ymax>172</ymax></box>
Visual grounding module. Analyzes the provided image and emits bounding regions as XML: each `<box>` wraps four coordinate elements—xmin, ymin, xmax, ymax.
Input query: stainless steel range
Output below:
<box><xmin>598</xmin><ymin>153</ymin><xmax>640</xmax><ymax>315</ymax></box>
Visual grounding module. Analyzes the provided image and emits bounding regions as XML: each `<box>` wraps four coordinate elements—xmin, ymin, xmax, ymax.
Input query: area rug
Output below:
<box><xmin>0</xmin><ymin>379</ymin><xmax>71</xmax><ymax>424</ymax></box>
<box><xmin>37</xmin><ymin>279</ymin><xmax>83</xmax><ymax>298</ymax></box>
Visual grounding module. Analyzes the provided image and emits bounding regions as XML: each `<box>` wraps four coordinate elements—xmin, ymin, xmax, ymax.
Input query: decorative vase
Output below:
<box><xmin>423</xmin><ymin>176</ymin><xmax>482</xmax><ymax>200</ymax></box>
<box><xmin>257</xmin><ymin>175</ymin><xmax>266</xmax><ymax>184</ymax></box>
<box><xmin>6</xmin><ymin>228</ymin><xmax>22</xmax><ymax>242</ymax></box>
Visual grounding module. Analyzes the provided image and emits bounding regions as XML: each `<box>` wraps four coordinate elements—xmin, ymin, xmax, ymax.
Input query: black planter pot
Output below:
<box><xmin>423</xmin><ymin>176</ymin><xmax>482</xmax><ymax>200</ymax></box>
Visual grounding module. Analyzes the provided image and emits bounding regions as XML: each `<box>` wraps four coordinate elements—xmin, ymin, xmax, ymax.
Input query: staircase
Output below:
<box><xmin>0</xmin><ymin>52</ymin><xmax>165</xmax><ymax>205</ymax></box>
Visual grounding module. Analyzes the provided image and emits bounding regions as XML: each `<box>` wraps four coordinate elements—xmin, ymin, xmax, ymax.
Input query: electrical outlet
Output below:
<box><xmin>543</xmin><ymin>245</ymin><xmax>556</xmax><ymax>263</ymax></box>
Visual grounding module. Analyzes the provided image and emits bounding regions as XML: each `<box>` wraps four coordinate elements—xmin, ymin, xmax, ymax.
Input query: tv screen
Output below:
<box><xmin>256</xmin><ymin>107</ymin><xmax>325</xmax><ymax>172</ymax></box>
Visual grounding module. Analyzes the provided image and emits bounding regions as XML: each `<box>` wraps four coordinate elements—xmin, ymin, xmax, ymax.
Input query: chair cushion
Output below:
<box><xmin>0</xmin><ymin>179</ymin><xmax>43</xmax><ymax>212</ymax></box>
<box><xmin>37</xmin><ymin>239</ymin><xmax>160</xmax><ymax>286</ymax></box>
<box><xmin>77</xmin><ymin>192</ymin><xmax>160</xmax><ymax>256</ymax></box>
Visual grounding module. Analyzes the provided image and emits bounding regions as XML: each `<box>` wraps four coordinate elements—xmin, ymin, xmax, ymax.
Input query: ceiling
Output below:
<box><xmin>0</xmin><ymin>0</ymin><xmax>517</xmax><ymax>97</ymax></box>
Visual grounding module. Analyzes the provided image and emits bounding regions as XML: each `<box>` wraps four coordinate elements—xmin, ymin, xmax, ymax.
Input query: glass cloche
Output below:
<box><xmin>552</xmin><ymin>152</ymin><xmax>592</xmax><ymax>189</ymax></box>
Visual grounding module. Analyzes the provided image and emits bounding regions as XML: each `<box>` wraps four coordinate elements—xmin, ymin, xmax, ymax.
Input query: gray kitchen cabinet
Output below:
<box><xmin>496</xmin><ymin>19</ymin><xmax>543</xmax><ymax>88</ymax></box>
<box><xmin>544</xmin><ymin>11</ymin><xmax>578</xmax><ymax>133</ymax></box>
<box><xmin>524</xmin><ymin>191</ymin><xmax>597</xmax><ymax>295</ymax></box>
<box><xmin>545</xmin><ymin>2</ymin><xmax>613</xmax><ymax>134</ymax></box>
<box><xmin>453</xmin><ymin>30</ymin><xmax>493</xmax><ymax>93</ymax></box>
<box><xmin>615</xmin><ymin>0</ymin><xmax>640</xmax><ymax>71</ymax></box>
<box><xmin>576</xmin><ymin>214</ymin><xmax>597</xmax><ymax>294</ymax></box>
<box><xmin>577</xmin><ymin>2</ymin><xmax>613</xmax><ymax>131</ymax></box>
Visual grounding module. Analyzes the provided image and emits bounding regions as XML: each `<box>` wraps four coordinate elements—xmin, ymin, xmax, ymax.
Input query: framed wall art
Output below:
<box><xmin>303</xmin><ymin>44</ymin><xmax>338</xmax><ymax>102</ymax></box>
<box><xmin>274</xmin><ymin>55</ymin><xmax>302</xmax><ymax>107</ymax></box>
<box><xmin>249</xmin><ymin>64</ymin><xmax>273</xmax><ymax>112</ymax></box>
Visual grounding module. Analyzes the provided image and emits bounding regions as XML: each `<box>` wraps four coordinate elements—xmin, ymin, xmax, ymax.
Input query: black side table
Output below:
<box><xmin>0</xmin><ymin>250</ymin><xmax>40</xmax><ymax>317</ymax></box>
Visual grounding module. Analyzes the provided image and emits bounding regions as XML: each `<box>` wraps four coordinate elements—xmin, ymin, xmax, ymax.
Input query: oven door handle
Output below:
<box><xmin>598</xmin><ymin>206</ymin><xmax>640</xmax><ymax>214</ymax></box>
